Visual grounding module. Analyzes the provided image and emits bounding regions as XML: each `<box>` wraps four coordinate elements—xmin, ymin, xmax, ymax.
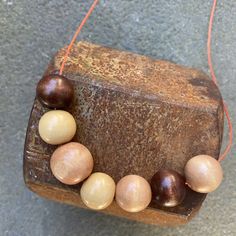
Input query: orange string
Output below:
<box><xmin>59</xmin><ymin>0</ymin><xmax>99</xmax><ymax>75</ymax></box>
<box><xmin>59</xmin><ymin>0</ymin><xmax>233</xmax><ymax>161</ymax></box>
<box><xmin>207</xmin><ymin>0</ymin><xmax>233</xmax><ymax>161</ymax></box>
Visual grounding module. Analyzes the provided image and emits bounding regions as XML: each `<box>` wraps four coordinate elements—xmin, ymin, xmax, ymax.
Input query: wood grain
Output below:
<box><xmin>24</xmin><ymin>41</ymin><xmax>223</xmax><ymax>225</ymax></box>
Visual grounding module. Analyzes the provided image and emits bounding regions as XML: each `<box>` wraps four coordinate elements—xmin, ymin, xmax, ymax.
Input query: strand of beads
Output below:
<box><xmin>36</xmin><ymin>74</ymin><xmax>223</xmax><ymax>213</ymax></box>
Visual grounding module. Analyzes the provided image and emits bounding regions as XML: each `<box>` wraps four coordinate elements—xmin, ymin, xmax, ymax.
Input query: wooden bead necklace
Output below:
<box><xmin>35</xmin><ymin>0</ymin><xmax>232</xmax><ymax>213</ymax></box>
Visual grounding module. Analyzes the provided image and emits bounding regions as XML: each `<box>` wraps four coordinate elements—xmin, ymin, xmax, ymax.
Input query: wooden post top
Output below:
<box><xmin>24</xmin><ymin>41</ymin><xmax>223</xmax><ymax>226</ymax></box>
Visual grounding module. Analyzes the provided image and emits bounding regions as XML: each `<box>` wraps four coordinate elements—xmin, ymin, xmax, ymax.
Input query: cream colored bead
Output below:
<box><xmin>38</xmin><ymin>110</ymin><xmax>76</xmax><ymax>145</ymax></box>
<box><xmin>185</xmin><ymin>155</ymin><xmax>223</xmax><ymax>193</ymax></box>
<box><xmin>80</xmin><ymin>172</ymin><xmax>116</xmax><ymax>210</ymax></box>
<box><xmin>50</xmin><ymin>142</ymin><xmax>93</xmax><ymax>185</ymax></box>
<box><xmin>116</xmin><ymin>175</ymin><xmax>152</xmax><ymax>213</ymax></box>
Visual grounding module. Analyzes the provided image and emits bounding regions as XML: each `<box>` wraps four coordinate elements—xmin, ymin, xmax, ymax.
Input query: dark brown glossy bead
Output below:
<box><xmin>151</xmin><ymin>169</ymin><xmax>186</xmax><ymax>207</ymax></box>
<box><xmin>36</xmin><ymin>74</ymin><xmax>74</xmax><ymax>108</ymax></box>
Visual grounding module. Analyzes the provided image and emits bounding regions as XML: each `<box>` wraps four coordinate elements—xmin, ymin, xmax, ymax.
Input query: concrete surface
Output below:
<box><xmin>0</xmin><ymin>0</ymin><xmax>235</xmax><ymax>235</ymax></box>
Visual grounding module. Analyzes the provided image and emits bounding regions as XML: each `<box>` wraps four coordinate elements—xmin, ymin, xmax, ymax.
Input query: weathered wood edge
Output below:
<box><xmin>25</xmin><ymin>181</ymin><xmax>206</xmax><ymax>226</ymax></box>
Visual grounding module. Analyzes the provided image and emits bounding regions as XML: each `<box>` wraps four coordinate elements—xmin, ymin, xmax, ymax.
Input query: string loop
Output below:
<box><xmin>60</xmin><ymin>0</ymin><xmax>232</xmax><ymax>162</ymax></box>
<box><xmin>207</xmin><ymin>0</ymin><xmax>233</xmax><ymax>161</ymax></box>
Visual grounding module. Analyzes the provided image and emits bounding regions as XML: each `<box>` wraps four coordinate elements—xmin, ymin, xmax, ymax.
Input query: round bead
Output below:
<box><xmin>36</xmin><ymin>74</ymin><xmax>74</xmax><ymax>108</ymax></box>
<box><xmin>115</xmin><ymin>175</ymin><xmax>151</xmax><ymax>213</ymax></box>
<box><xmin>50</xmin><ymin>142</ymin><xmax>93</xmax><ymax>185</ymax></box>
<box><xmin>151</xmin><ymin>169</ymin><xmax>186</xmax><ymax>207</ymax></box>
<box><xmin>38</xmin><ymin>110</ymin><xmax>76</xmax><ymax>145</ymax></box>
<box><xmin>184</xmin><ymin>155</ymin><xmax>223</xmax><ymax>193</ymax></box>
<box><xmin>80</xmin><ymin>173</ymin><xmax>116</xmax><ymax>210</ymax></box>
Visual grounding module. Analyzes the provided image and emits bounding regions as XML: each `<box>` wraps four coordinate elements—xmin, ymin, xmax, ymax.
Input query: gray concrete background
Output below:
<box><xmin>0</xmin><ymin>0</ymin><xmax>235</xmax><ymax>235</ymax></box>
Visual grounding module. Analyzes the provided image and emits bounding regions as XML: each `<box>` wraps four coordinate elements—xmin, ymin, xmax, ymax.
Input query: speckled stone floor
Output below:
<box><xmin>0</xmin><ymin>1</ymin><xmax>235</xmax><ymax>235</ymax></box>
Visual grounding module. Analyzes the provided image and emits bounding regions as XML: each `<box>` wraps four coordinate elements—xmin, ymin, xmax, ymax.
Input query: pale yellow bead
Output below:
<box><xmin>80</xmin><ymin>172</ymin><xmax>116</xmax><ymax>210</ymax></box>
<box><xmin>38</xmin><ymin>110</ymin><xmax>76</xmax><ymax>145</ymax></box>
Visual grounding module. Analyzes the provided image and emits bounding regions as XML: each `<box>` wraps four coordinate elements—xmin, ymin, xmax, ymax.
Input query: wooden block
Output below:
<box><xmin>24</xmin><ymin>41</ymin><xmax>224</xmax><ymax>226</ymax></box>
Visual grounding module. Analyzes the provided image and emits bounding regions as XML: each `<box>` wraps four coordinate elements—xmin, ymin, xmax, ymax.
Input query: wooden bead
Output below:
<box><xmin>38</xmin><ymin>110</ymin><xmax>76</xmax><ymax>145</ymax></box>
<box><xmin>184</xmin><ymin>155</ymin><xmax>223</xmax><ymax>193</ymax></box>
<box><xmin>36</xmin><ymin>74</ymin><xmax>74</xmax><ymax>108</ymax></box>
<box><xmin>50</xmin><ymin>142</ymin><xmax>93</xmax><ymax>185</ymax></box>
<box><xmin>116</xmin><ymin>175</ymin><xmax>151</xmax><ymax>213</ymax></box>
<box><xmin>80</xmin><ymin>173</ymin><xmax>116</xmax><ymax>210</ymax></box>
<box><xmin>151</xmin><ymin>169</ymin><xmax>186</xmax><ymax>207</ymax></box>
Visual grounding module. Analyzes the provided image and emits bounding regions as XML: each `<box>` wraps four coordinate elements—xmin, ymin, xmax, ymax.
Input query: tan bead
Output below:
<box><xmin>80</xmin><ymin>173</ymin><xmax>116</xmax><ymax>210</ymax></box>
<box><xmin>184</xmin><ymin>155</ymin><xmax>223</xmax><ymax>193</ymax></box>
<box><xmin>38</xmin><ymin>110</ymin><xmax>76</xmax><ymax>145</ymax></box>
<box><xmin>50</xmin><ymin>142</ymin><xmax>93</xmax><ymax>185</ymax></box>
<box><xmin>116</xmin><ymin>175</ymin><xmax>152</xmax><ymax>213</ymax></box>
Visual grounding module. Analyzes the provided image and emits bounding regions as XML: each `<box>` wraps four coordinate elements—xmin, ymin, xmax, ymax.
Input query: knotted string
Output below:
<box><xmin>59</xmin><ymin>0</ymin><xmax>232</xmax><ymax>162</ymax></box>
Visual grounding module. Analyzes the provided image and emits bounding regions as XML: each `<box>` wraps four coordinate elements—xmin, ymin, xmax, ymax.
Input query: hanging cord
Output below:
<box><xmin>59</xmin><ymin>0</ymin><xmax>99</xmax><ymax>75</ymax></box>
<box><xmin>59</xmin><ymin>0</ymin><xmax>232</xmax><ymax>161</ymax></box>
<box><xmin>207</xmin><ymin>0</ymin><xmax>233</xmax><ymax>162</ymax></box>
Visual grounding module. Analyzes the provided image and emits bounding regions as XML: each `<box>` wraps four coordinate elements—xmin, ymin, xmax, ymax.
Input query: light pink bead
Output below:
<box><xmin>50</xmin><ymin>142</ymin><xmax>93</xmax><ymax>185</ymax></box>
<box><xmin>116</xmin><ymin>175</ymin><xmax>152</xmax><ymax>213</ymax></box>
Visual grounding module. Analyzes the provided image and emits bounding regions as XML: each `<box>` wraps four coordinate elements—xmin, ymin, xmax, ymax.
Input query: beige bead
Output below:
<box><xmin>116</xmin><ymin>175</ymin><xmax>152</xmax><ymax>213</ymax></box>
<box><xmin>80</xmin><ymin>172</ymin><xmax>116</xmax><ymax>210</ymax></box>
<box><xmin>50</xmin><ymin>142</ymin><xmax>93</xmax><ymax>185</ymax></box>
<box><xmin>38</xmin><ymin>110</ymin><xmax>76</xmax><ymax>145</ymax></box>
<box><xmin>185</xmin><ymin>155</ymin><xmax>223</xmax><ymax>193</ymax></box>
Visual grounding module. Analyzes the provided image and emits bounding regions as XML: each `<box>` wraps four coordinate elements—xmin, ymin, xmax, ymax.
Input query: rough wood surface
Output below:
<box><xmin>24</xmin><ymin>41</ymin><xmax>224</xmax><ymax>225</ymax></box>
